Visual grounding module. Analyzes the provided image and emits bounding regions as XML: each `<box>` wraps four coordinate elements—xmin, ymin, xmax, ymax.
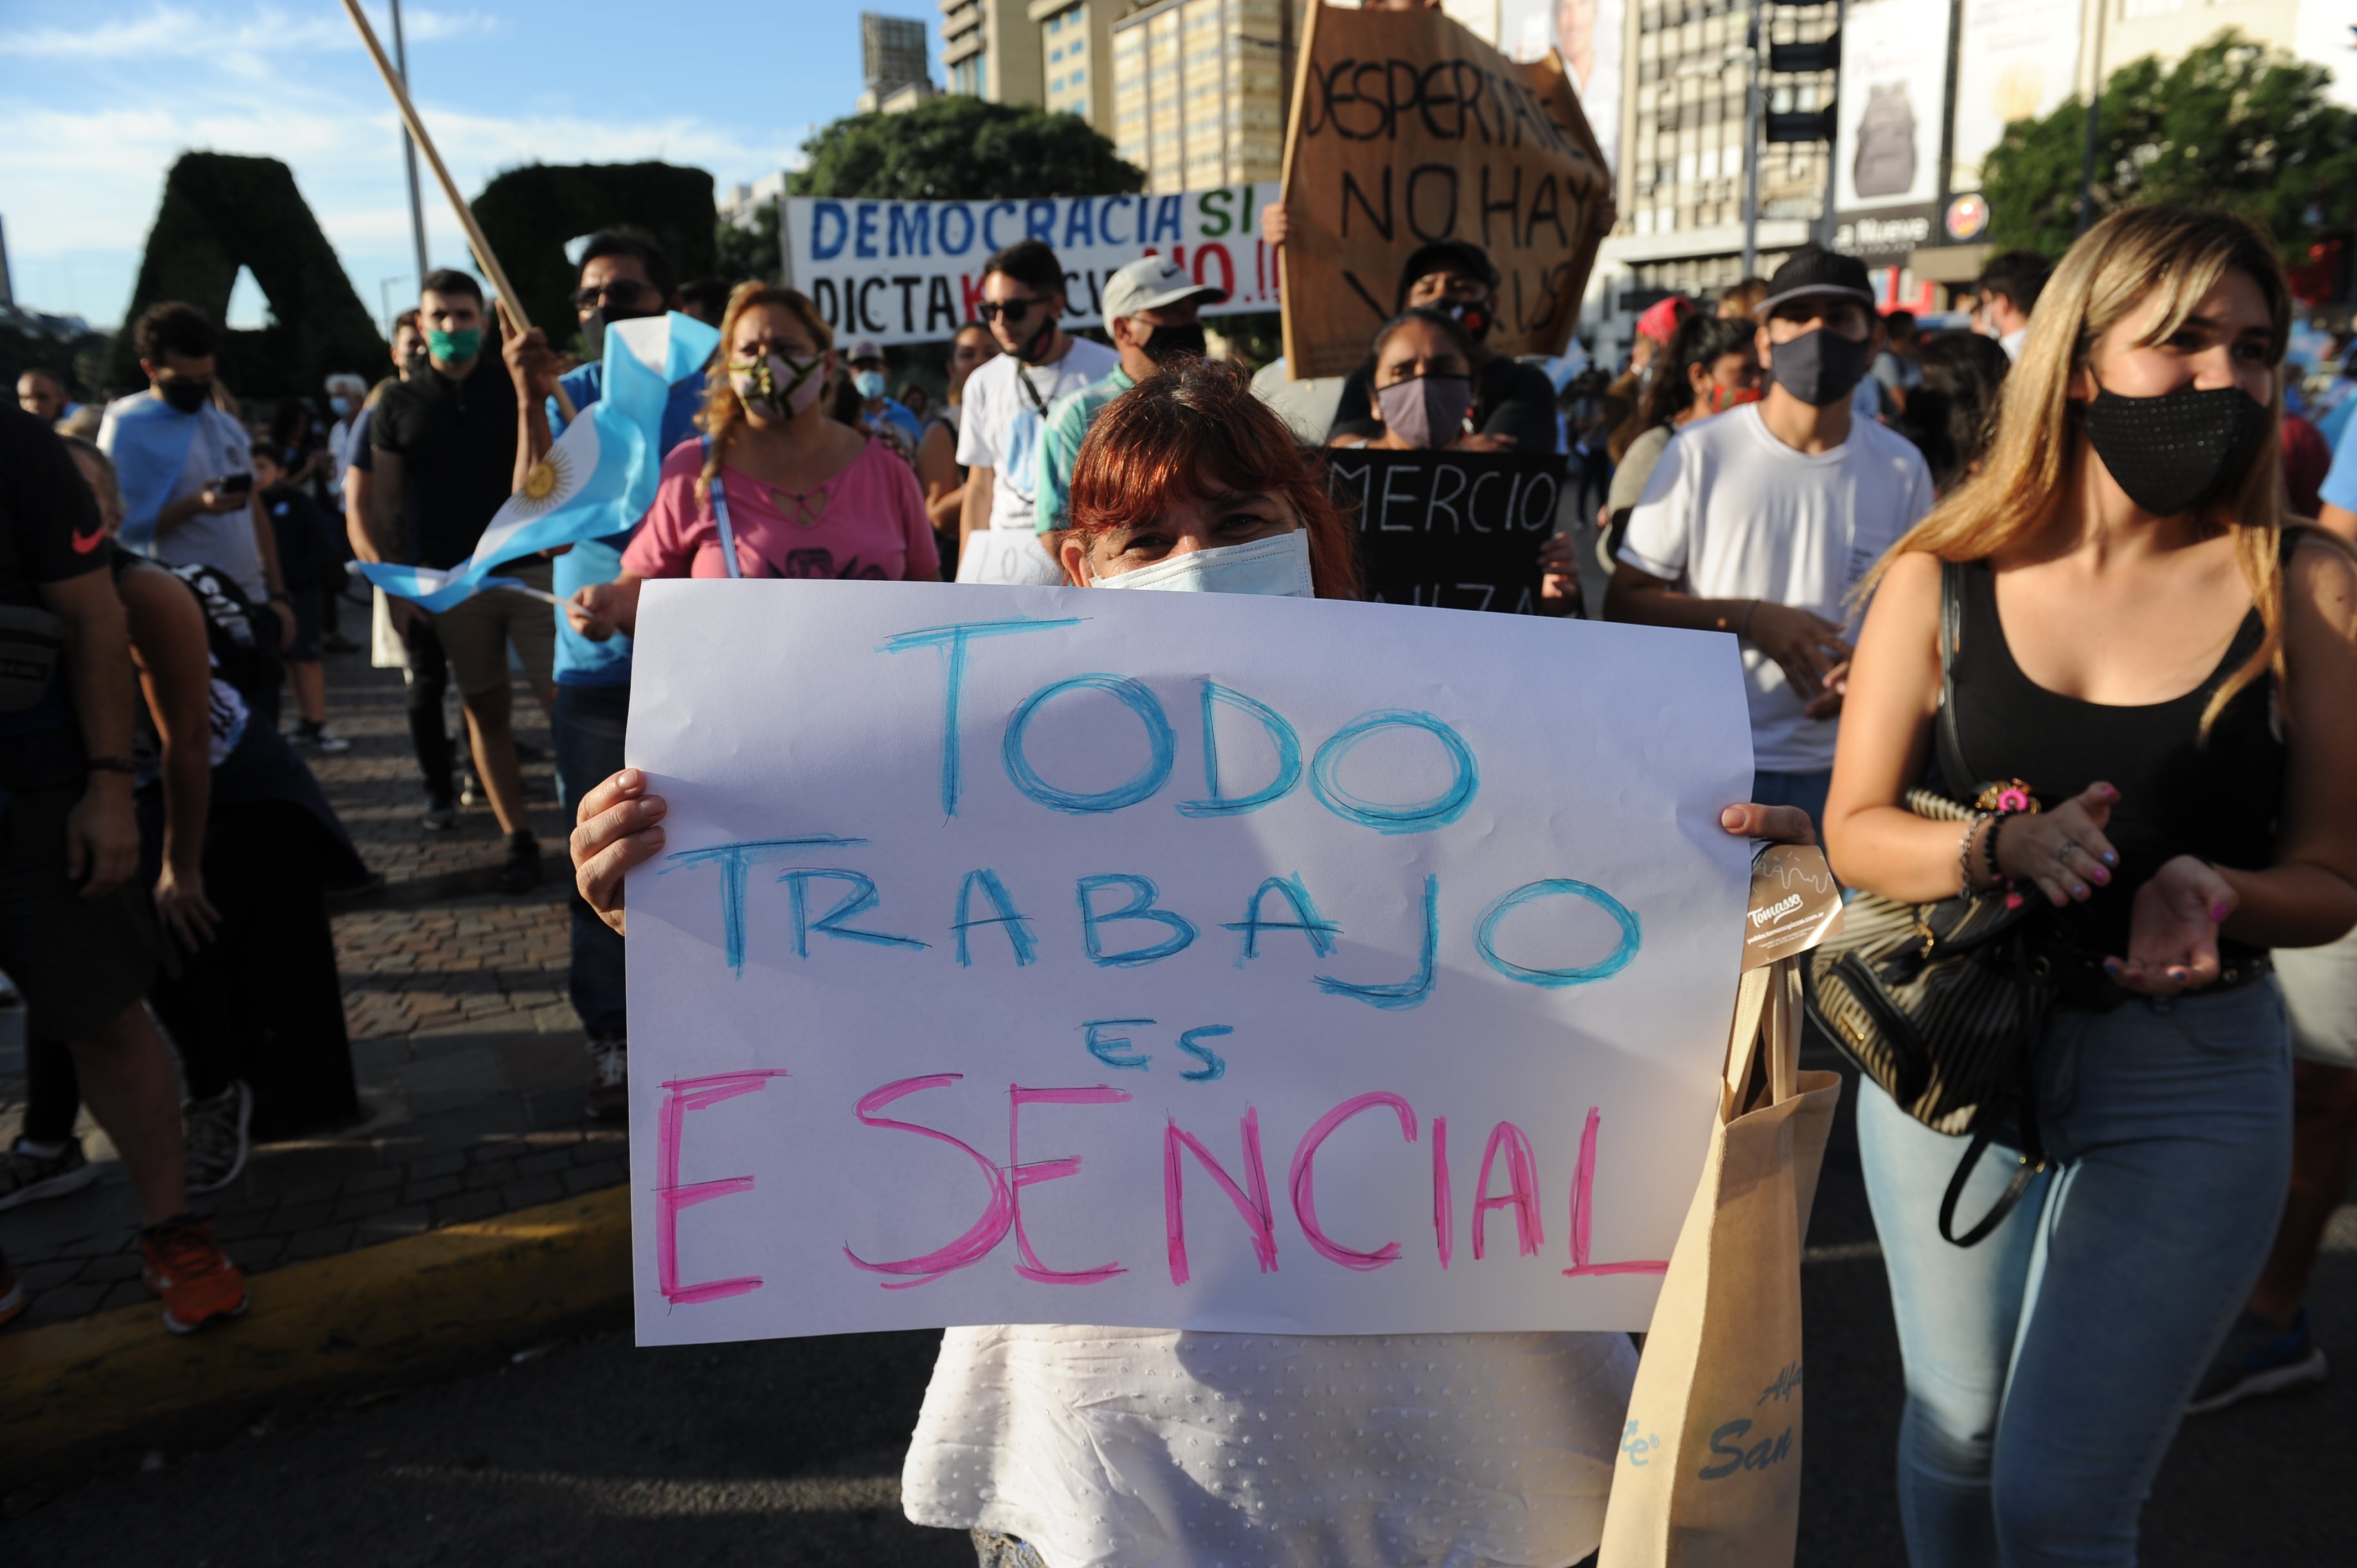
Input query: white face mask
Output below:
<box><xmin>1088</xmin><ymin>529</ymin><xmax>1314</xmax><ymax>597</ymax></box>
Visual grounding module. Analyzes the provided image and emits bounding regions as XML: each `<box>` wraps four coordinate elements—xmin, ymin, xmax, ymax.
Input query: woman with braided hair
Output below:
<box><xmin>564</xmin><ymin>283</ymin><xmax>935</xmax><ymax>640</ymax></box>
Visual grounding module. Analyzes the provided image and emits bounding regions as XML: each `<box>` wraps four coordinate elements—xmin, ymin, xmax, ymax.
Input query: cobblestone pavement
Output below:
<box><xmin>0</xmin><ymin>612</ymin><xmax>625</xmax><ymax>1330</ymax></box>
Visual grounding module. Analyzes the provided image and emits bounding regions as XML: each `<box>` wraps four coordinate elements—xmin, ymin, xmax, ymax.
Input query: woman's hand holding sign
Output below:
<box><xmin>573</xmin><ymin>767</ymin><xmax>665</xmax><ymax>936</ymax></box>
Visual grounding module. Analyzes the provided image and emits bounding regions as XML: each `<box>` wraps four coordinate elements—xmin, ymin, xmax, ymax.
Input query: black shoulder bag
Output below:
<box><xmin>1800</xmin><ymin>561</ymin><xmax>2054</xmax><ymax>1246</ymax></box>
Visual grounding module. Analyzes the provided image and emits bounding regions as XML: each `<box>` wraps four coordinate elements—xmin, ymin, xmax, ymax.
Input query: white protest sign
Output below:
<box><xmin>625</xmin><ymin>580</ymin><xmax>1752</xmax><ymax>1344</ymax></box>
<box><xmin>784</xmin><ymin>187</ymin><xmax>1282</xmax><ymax>347</ymax></box>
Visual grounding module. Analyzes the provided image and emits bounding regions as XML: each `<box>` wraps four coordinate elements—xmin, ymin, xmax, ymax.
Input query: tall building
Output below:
<box><xmin>1110</xmin><ymin>0</ymin><xmax>1301</xmax><ymax>194</ymax></box>
<box><xmin>1035</xmin><ymin>2</ymin><xmax>1115</xmax><ymax>129</ymax></box>
<box><xmin>943</xmin><ymin>0</ymin><xmax>1047</xmax><ymax>104</ymax></box>
<box><xmin>1582</xmin><ymin>1</ymin><xmax>1840</xmax><ymax>353</ymax></box>
<box><xmin>858</xmin><ymin>12</ymin><xmax>939</xmax><ymax>113</ymax></box>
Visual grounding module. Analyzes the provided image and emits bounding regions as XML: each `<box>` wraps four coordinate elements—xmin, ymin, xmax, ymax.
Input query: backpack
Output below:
<box><xmin>1852</xmin><ymin>83</ymin><xmax>1918</xmax><ymax>199</ymax></box>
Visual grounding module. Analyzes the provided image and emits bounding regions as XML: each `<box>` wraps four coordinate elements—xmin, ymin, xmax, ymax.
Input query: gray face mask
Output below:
<box><xmin>1767</xmin><ymin>327</ymin><xmax>1871</xmax><ymax>407</ymax></box>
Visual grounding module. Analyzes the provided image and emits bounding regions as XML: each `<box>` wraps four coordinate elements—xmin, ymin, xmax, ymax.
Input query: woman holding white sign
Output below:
<box><xmin>564</xmin><ymin>283</ymin><xmax>936</xmax><ymax>638</ymax></box>
<box><xmin>1823</xmin><ymin>206</ymin><xmax>2357</xmax><ymax>1565</ymax></box>
<box><xmin>573</xmin><ymin>362</ymin><xmax>1814</xmax><ymax>1568</ymax></box>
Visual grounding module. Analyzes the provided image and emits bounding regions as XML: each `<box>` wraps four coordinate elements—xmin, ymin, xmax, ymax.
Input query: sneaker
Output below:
<box><xmin>585</xmin><ymin>1037</ymin><xmax>628</xmax><ymax>1122</ymax></box>
<box><xmin>138</xmin><ymin>1214</ymin><xmax>249</xmax><ymax>1334</ymax></box>
<box><xmin>0</xmin><ymin>1136</ymin><xmax>99</xmax><ymax>1211</ymax></box>
<box><xmin>2187</xmin><ymin>1307</ymin><xmax>2328</xmax><ymax>1414</ymax></box>
<box><xmin>0</xmin><ymin>1264</ymin><xmax>24</xmax><ymax>1330</ymax></box>
<box><xmin>422</xmin><ymin>795</ymin><xmax>459</xmax><ymax>831</ymax></box>
<box><xmin>296</xmin><ymin>720</ymin><xmax>353</xmax><ymax>755</ymax></box>
<box><xmin>493</xmin><ymin>832</ymin><xmax>543</xmax><ymax>895</ymax></box>
<box><xmin>460</xmin><ymin>766</ymin><xmax>482</xmax><ymax>807</ymax></box>
<box><xmin>183</xmin><ymin>1080</ymin><xmax>254</xmax><ymax>1194</ymax></box>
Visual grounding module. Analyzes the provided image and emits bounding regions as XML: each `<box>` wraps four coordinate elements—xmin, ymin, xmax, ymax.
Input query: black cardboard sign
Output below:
<box><xmin>1324</xmin><ymin>447</ymin><xmax>1562</xmax><ymax>614</ymax></box>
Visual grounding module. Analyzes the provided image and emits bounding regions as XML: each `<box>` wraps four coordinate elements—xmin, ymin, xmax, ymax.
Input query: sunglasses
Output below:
<box><xmin>572</xmin><ymin>277</ymin><xmax>653</xmax><ymax>311</ymax></box>
<box><xmin>975</xmin><ymin>295</ymin><xmax>1051</xmax><ymax>323</ymax></box>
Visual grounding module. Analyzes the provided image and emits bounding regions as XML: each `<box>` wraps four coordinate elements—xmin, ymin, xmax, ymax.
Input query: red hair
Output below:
<box><xmin>1061</xmin><ymin>359</ymin><xmax>1360</xmax><ymax>600</ymax></box>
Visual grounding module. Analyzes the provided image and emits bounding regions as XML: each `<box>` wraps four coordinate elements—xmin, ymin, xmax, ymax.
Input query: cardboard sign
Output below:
<box><xmin>624</xmin><ymin>580</ymin><xmax>1751</xmax><ymax>1344</ymax></box>
<box><xmin>1325</xmin><ymin>447</ymin><xmax>1563</xmax><ymax>613</ymax></box>
<box><xmin>1277</xmin><ymin>4</ymin><xmax>1612</xmax><ymax>379</ymax></box>
<box><xmin>783</xmin><ymin>187</ymin><xmax>1282</xmax><ymax>348</ymax></box>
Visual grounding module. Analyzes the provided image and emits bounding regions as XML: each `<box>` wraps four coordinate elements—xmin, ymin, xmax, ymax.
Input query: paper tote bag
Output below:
<box><xmin>1598</xmin><ymin>959</ymin><xmax>1841</xmax><ymax>1567</ymax></box>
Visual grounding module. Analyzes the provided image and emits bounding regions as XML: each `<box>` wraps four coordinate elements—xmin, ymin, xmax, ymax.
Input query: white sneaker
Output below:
<box><xmin>184</xmin><ymin>1080</ymin><xmax>254</xmax><ymax>1194</ymax></box>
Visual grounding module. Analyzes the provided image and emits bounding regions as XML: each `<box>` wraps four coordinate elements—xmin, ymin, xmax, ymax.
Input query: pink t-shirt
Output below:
<box><xmin>621</xmin><ymin>435</ymin><xmax>940</xmax><ymax>582</ymax></box>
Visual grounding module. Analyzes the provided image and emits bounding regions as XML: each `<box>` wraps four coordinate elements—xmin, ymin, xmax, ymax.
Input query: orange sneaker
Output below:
<box><xmin>138</xmin><ymin>1215</ymin><xmax>249</xmax><ymax>1334</ymax></box>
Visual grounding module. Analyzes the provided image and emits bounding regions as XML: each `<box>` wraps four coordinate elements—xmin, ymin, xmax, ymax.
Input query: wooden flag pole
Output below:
<box><xmin>337</xmin><ymin>0</ymin><xmax>574</xmax><ymax>416</ymax></box>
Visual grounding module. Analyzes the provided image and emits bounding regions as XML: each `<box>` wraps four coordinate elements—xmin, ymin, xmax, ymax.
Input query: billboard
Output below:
<box><xmin>1834</xmin><ymin>0</ymin><xmax>1953</xmax><ymax>214</ymax></box>
<box><xmin>1500</xmin><ymin>0</ymin><xmax>1627</xmax><ymax>177</ymax></box>
<box><xmin>1950</xmin><ymin>0</ymin><xmax>2086</xmax><ymax>193</ymax></box>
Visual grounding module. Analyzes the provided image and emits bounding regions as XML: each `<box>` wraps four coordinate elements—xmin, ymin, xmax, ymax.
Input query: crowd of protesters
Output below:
<box><xmin>9</xmin><ymin>189</ymin><xmax>2357</xmax><ymax>1568</ymax></box>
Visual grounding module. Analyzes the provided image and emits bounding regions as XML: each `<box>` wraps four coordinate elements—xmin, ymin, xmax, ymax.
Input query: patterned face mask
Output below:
<box><xmin>729</xmin><ymin>351</ymin><xmax>825</xmax><ymax>420</ymax></box>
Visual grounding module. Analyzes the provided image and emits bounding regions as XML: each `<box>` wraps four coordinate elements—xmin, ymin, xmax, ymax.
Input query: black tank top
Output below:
<box><xmin>1939</xmin><ymin>555</ymin><xmax>2284</xmax><ymax>962</ymax></box>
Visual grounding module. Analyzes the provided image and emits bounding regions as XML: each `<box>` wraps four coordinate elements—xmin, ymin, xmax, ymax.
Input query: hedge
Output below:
<box><xmin>471</xmin><ymin>162</ymin><xmax>717</xmax><ymax>352</ymax></box>
<box><xmin>109</xmin><ymin>153</ymin><xmax>387</xmax><ymax>398</ymax></box>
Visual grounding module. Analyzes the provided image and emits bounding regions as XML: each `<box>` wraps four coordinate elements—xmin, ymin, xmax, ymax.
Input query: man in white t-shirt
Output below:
<box><xmin>954</xmin><ymin>238</ymin><xmax>1119</xmax><ymax>584</ymax></box>
<box><xmin>98</xmin><ymin>300</ymin><xmax>294</xmax><ymax>640</ymax></box>
<box><xmin>1605</xmin><ymin>245</ymin><xmax>1934</xmax><ymax>835</ymax></box>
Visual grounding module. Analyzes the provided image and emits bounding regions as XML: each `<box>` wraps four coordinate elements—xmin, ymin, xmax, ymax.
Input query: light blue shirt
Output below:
<box><xmin>2322</xmin><ymin>396</ymin><xmax>2357</xmax><ymax>517</ymax></box>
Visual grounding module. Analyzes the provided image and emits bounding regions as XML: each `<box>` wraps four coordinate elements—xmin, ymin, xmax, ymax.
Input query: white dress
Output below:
<box><xmin>901</xmin><ymin>1325</ymin><xmax>1636</xmax><ymax>1568</ymax></box>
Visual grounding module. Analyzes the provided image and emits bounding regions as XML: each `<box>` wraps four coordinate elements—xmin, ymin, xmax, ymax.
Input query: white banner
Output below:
<box><xmin>624</xmin><ymin>580</ymin><xmax>1753</xmax><ymax>1344</ymax></box>
<box><xmin>784</xmin><ymin>187</ymin><xmax>1283</xmax><ymax>347</ymax></box>
<box><xmin>1950</xmin><ymin>0</ymin><xmax>2085</xmax><ymax>194</ymax></box>
<box><xmin>1835</xmin><ymin>0</ymin><xmax>1954</xmax><ymax>214</ymax></box>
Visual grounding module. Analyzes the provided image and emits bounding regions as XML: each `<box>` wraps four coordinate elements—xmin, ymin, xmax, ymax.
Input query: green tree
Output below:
<box><xmin>715</xmin><ymin>199</ymin><xmax>781</xmax><ymax>284</ymax></box>
<box><xmin>789</xmin><ymin>96</ymin><xmax>1143</xmax><ymax>201</ymax></box>
<box><xmin>1983</xmin><ymin>30</ymin><xmax>2357</xmax><ymax>261</ymax></box>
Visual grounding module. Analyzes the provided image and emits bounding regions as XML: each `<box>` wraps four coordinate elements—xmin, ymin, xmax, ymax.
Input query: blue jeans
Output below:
<box><xmin>1856</xmin><ymin>982</ymin><xmax>2291</xmax><ymax>1566</ymax></box>
<box><xmin>1751</xmin><ymin>768</ymin><xmax>1831</xmax><ymax>844</ymax></box>
<box><xmin>553</xmin><ymin>683</ymin><xmax>630</xmax><ymax>1041</ymax></box>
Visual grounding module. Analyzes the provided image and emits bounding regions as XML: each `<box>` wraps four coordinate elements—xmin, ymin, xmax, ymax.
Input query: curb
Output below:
<box><xmin>0</xmin><ymin>1185</ymin><xmax>630</xmax><ymax>1492</ymax></box>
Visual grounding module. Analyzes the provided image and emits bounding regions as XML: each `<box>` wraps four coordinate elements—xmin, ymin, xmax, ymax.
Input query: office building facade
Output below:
<box><xmin>1110</xmin><ymin>0</ymin><xmax>1301</xmax><ymax>193</ymax></box>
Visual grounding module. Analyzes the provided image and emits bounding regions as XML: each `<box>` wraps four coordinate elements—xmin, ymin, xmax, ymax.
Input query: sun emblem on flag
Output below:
<box><xmin>514</xmin><ymin>448</ymin><xmax>573</xmax><ymax>514</ymax></box>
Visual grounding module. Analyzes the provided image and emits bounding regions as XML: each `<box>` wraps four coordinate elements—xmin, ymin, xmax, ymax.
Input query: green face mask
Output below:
<box><xmin>426</xmin><ymin>327</ymin><xmax>482</xmax><ymax>362</ymax></box>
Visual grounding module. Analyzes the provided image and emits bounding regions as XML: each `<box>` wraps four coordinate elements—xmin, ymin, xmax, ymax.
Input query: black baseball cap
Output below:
<box><xmin>1758</xmin><ymin>245</ymin><xmax>1876</xmax><ymax>316</ymax></box>
<box><xmin>1396</xmin><ymin>239</ymin><xmax>1499</xmax><ymax>307</ymax></box>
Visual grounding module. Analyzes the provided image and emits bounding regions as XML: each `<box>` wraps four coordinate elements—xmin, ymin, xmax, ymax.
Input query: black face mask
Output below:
<box><xmin>2080</xmin><ymin>384</ymin><xmax>2270</xmax><ymax>518</ymax></box>
<box><xmin>581</xmin><ymin>303</ymin><xmax>661</xmax><ymax>361</ymax></box>
<box><xmin>1140</xmin><ymin>322</ymin><xmax>1207</xmax><ymax>367</ymax></box>
<box><xmin>160</xmin><ymin>377</ymin><xmax>213</xmax><ymax>414</ymax></box>
<box><xmin>1768</xmin><ymin>327</ymin><xmax>1871</xmax><ymax>407</ymax></box>
<box><xmin>1438</xmin><ymin>296</ymin><xmax>1494</xmax><ymax>343</ymax></box>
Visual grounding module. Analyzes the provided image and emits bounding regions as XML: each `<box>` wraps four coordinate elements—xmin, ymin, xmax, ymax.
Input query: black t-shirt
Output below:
<box><xmin>261</xmin><ymin>481</ymin><xmax>341</xmax><ymax>590</ymax></box>
<box><xmin>370</xmin><ymin>353</ymin><xmax>519</xmax><ymax>570</ymax></box>
<box><xmin>0</xmin><ymin>405</ymin><xmax>107</xmax><ymax>782</ymax></box>
<box><xmin>1328</xmin><ymin>353</ymin><xmax>1562</xmax><ymax>455</ymax></box>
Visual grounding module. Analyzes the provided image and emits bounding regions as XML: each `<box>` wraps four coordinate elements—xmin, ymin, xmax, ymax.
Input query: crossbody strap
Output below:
<box><xmin>1938</xmin><ymin>1091</ymin><xmax>2047</xmax><ymax>1247</ymax></box>
<box><xmin>702</xmin><ymin>435</ymin><xmax>744</xmax><ymax>581</ymax></box>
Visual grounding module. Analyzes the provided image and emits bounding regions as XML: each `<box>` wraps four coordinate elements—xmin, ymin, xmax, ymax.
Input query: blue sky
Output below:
<box><xmin>0</xmin><ymin>1</ymin><xmax>939</xmax><ymax>330</ymax></box>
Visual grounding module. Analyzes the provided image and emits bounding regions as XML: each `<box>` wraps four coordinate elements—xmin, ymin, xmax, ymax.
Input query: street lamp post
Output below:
<box><xmin>1742</xmin><ymin>0</ymin><xmax>1764</xmax><ymax>278</ymax></box>
<box><xmin>391</xmin><ymin>0</ymin><xmax>430</xmax><ymax>287</ymax></box>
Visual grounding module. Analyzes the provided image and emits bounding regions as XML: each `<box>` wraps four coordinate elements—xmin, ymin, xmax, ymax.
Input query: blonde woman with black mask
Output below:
<box><xmin>1824</xmin><ymin>206</ymin><xmax>2357</xmax><ymax>1564</ymax></box>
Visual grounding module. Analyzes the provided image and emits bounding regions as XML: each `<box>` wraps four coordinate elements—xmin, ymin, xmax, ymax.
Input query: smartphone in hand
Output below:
<box><xmin>217</xmin><ymin>472</ymin><xmax>254</xmax><ymax>496</ymax></box>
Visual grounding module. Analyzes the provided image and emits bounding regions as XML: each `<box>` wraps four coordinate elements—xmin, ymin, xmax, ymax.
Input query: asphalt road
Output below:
<box><xmin>13</xmin><ymin>1064</ymin><xmax>2353</xmax><ymax>1566</ymax></box>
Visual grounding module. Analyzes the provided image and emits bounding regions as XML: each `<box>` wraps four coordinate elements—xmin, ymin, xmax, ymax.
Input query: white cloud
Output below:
<box><xmin>0</xmin><ymin>6</ymin><xmax>494</xmax><ymax>63</ymax></box>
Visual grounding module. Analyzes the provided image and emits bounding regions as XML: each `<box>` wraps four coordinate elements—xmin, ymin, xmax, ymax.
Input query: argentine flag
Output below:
<box><xmin>362</xmin><ymin>311</ymin><xmax>720</xmax><ymax>611</ymax></box>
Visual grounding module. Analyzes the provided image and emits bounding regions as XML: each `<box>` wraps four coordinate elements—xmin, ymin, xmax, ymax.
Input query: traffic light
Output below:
<box><xmin>1764</xmin><ymin>28</ymin><xmax>1838</xmax><ymax>143</ymax></box>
